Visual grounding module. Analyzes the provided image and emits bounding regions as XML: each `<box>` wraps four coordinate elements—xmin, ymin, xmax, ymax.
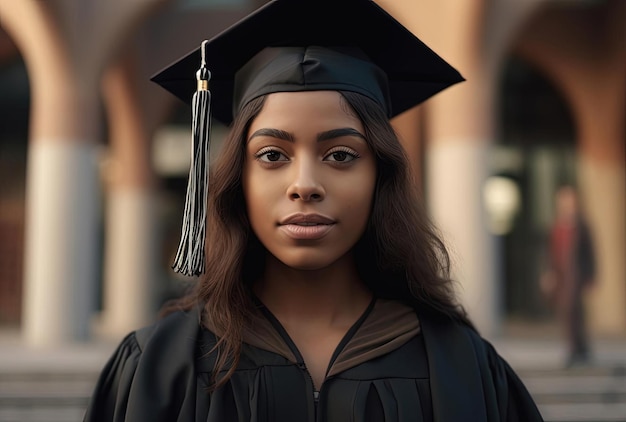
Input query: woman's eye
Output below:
<box><xmin>256</xmin><ymin>149</ymin><xmax>288</xmax><ymax>162</ymax></box>
<box><xmin>264</xmin><ymin>151</ymin><xmax>283</xmax><ymax>162</ymax></box>
<box><xmin>325</xmin><ymin>149</ymin><xmax>359</xmax><ymax>162</ymax></box>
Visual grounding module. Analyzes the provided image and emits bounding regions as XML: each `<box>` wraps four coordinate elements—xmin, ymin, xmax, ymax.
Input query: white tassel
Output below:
<box><xmin>172</xmin><ymin>41</ymin><xmax>211</xmax><ymax>276</ymax></box>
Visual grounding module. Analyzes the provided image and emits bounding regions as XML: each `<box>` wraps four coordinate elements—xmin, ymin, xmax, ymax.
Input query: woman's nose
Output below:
<box><xmin>286</xmin><ymin>160</ymin><xmax>325</xmax><ymax>202</ymax></box>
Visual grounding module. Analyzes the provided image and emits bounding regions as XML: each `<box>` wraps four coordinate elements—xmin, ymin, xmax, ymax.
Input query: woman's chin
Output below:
<box><xmin>272</xmin><ymin>250</ymin><xmax>343</xmax><ymax>272</ymax></box>
<box><xmin>278</xmin><ymin>258</ymin><xmax>333</xmax><ymax>272</ymax></box>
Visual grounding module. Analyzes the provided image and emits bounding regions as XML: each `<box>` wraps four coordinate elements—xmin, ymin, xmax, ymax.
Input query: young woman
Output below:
<box><xmin>85</xmin><ymin>0</ymin><xmax>543</xmax><ymax>421</ymax></box>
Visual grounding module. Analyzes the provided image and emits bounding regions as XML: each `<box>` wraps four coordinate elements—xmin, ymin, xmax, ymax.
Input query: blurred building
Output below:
<box><xmin>0</xmin><ymin>0</ymin><xmax>623</xmax><ymax>344</ymax></box>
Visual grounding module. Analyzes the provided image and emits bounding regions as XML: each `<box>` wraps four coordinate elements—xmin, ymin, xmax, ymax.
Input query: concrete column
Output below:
<box><xmin>101</xmin><ymin>191</ymin><xmax>161</xmax><ymax>335</ymax></box>
<box><xmin>391</xmin><ymin>108</ymin><xmax>424</xmax><ymax>190</ymax></box>
<box><xmin>575</xmin><ymin>76</ymin><xmax>625</xmax><ymax>336</ymax></box>
<box><xmin>100</xmin><ymin>49</ymin><xmax>161</xmax><ymax>337</ymax></box>
<box><xmin>427</xmin><ymin>10</ymin><xmax>498</xmax><ymax>335</ymax></box>
<box><xmin>427</xmin><ymin>138</ymin><xmax>498</xmax><ymax>335</ymax></box>
<box><xmin>23</xmin><ymin>143</ymin><xmax>101</xmax><ymax>343</ymax></box>
<box><xmin>580</xmin><ymin>159</ymin><xmax>625</xmax><ymax>335</ymax></box>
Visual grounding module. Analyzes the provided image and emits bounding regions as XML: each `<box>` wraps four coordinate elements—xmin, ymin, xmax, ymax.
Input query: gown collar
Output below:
<box><xmin>244</xmin><ymin>297</ymin><xmax>421</xmax><ymax>377</ymax></box>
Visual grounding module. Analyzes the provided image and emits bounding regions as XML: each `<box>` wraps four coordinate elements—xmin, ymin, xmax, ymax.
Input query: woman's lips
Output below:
<box><xmin>278</xmin><ymin>213</ymin><xmax>336</xmax><ymax>240</ymax></box>
<box><xmin>279</xmin><ymin>213</ymin><xmax>336</xmax><ymax>225</ymax></box>
<box><xmin>279</xmin><ymin>223</ymin><xmax>335</xmax><ymax>240</ymax></box>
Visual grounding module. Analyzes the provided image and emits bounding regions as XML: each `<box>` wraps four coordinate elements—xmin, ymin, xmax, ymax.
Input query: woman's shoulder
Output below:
<box><xmin>417</xmin><ymin>310</ymin><xmax>514</xmax><ymax>372</ymax></box>
<box><xmin>94</xmin><ymin>307</ymin><xmax>208</xmax><ymax>381</ymax></box>
<box><xmin>132</xmin><ymin>307</ymin><xmax>208</xmax><ymax>351</ymax></box>
<box><xmin>84</xmin><ymin>308</ymin><xmax>212</xmax><ymax>421</ymax></box>
<box><xmin>418</xmin><ymin>311</ymin><xmax>544</xmax><ymax>420</ymax></box>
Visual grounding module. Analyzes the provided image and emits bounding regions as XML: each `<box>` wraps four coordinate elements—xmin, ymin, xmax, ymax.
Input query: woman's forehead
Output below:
<box><xmin>248</xmin><ymin>91</ymin><xmax>362</xmax><ymax>132</ymax></box>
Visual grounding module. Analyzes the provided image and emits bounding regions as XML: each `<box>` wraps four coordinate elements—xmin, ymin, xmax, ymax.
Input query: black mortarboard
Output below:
<box><xmin>152</xmin><ymin>0</ymin><xmax>464</xmax><ymax>276</ymax></box>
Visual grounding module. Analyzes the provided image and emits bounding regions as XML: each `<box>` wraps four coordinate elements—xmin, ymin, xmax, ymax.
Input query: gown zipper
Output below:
<box><xmin>298</xmin><ymin>361</ymin><xmax>320</xmax><ymax>420</ymax></box>
<box><xmin>255</xmin><ymin>297</ymin><xmax>376</xmax><ymax>421</ymax></box>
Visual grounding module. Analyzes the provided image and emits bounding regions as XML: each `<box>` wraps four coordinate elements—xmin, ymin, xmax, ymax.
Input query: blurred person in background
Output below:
<box><xmin>541</xmin><ymin>185</ymin><xmax>596</xmax><ymax>368</ymax></box>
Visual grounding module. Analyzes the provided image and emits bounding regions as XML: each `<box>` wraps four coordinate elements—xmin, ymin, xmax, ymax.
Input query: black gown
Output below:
<box><xmin>84</xmin><ymin>299</ymin><xmax>543</xmax><ymax>421</ymax></box>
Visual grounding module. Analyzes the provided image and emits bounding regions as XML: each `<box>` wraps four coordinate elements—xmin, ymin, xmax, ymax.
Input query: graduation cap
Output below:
<box><xmin>151</xmin><ymin>0</ymin><xmax>464</xmax><ymax>276</ymax></box>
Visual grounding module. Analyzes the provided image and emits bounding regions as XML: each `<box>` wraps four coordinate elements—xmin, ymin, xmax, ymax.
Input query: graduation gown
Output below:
<box><xmin>84</xmin><ymin>299</ymin><xmax>543</xmax><ymax>421</ymax></box>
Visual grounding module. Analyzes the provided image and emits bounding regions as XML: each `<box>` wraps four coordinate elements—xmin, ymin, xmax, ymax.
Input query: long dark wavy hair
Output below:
<box><xmin>163</xmin><ymin>90</ymin><xmax>472</xmax><ymax>389</ymax></box>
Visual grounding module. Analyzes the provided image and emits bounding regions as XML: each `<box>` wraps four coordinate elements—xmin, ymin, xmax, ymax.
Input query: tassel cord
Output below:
<box><xmin>172</xmin><ymin>89</ymin><xmax>211</xmax><ymax>276</ymax></box>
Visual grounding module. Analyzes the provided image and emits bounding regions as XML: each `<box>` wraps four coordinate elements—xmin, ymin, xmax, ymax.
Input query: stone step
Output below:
<box><xmin>522</xmin><ymin>374</ymin><xmax>626</xmax><ymax>395</ymax></box>
<box><xmin>0</xmin><ymin>391</ymin><xmax>91</xmax><ymax>403</ymax></box>
<box><xmin>517</xmin><ymin>364</ymin><xmax>626</xmax><ymax>378</ymax></box>
<box><xmin>0</xmin><ymin>371</ymin><xmax>96</xmax><ymax>422</ymax></box>
<box><xmin>520</xmin><ymin>368</ymin><xmax>626</xmax><ymax>421</ymax></box>
<box><xmin>532</xmin><ymin>392</ymin><xmax>626</xmax><ymax>407</ymax></box>
<box><xmin>0</xmin><ymin>407</ymin><xmax>86</xmax><ymax>422</ymax></box>
<box><xmin>0</xmin><ymin>372</ymin><xmax>98</xmax><ymax>398</ymax></box>
<box><xmin>537</xmin><ymin>402</ymin><xmax>626</xmax><ymax>422</ymax></box>
<box><xmin>0</xmin><ymin>395</ymin><xmax>88</xmax><ymax>407</ymax></box>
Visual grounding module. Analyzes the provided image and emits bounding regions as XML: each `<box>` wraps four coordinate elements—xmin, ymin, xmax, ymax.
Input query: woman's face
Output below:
<box><xmin>242</xmin><ymin>91</ymin><xmax>377</xmax><ymax>271</ymax></box>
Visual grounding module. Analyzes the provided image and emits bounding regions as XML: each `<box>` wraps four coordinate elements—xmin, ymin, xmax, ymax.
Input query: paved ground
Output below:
<box><xmin>0</xmin><ymin>330</ymin><xmax>115</xmax><ymax>374</ymax></box>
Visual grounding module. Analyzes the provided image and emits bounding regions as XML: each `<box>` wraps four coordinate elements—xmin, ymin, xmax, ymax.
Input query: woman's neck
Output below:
<box><xmin>253</xmin><ymin>253</ymin><xmax>373</xmax><ymax>328</ymax></box>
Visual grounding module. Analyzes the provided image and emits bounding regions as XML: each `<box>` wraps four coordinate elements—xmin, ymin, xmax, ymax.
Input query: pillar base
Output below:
<box><xmin>22</xmin><ymin>142</ymin><xmax>102</xmax><ymax>345</ymax></box>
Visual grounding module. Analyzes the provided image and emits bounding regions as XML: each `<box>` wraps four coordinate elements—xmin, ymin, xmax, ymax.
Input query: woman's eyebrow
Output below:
<box><xmin>247</xmin><ymin>127</ymin><xmax>365</xmax><ymax>143</ymax></box>
<box><xmin>248</xmin><ymin>128</ymin><xmax>294</xmax><ymax>142</ymax></box>
<box><xmin>317</xmin><ymin>128</ymin><xmax>366</xmax><ymax>142</ymax></box>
